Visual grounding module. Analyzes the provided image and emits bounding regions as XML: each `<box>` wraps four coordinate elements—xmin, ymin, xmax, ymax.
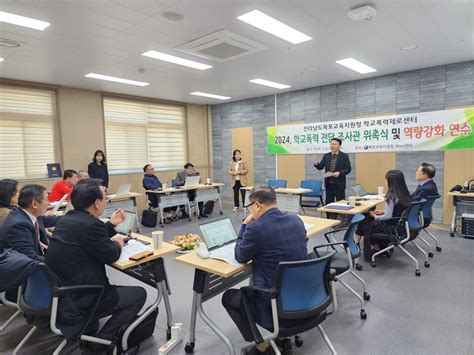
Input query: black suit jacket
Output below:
<box><xmin>0</xmin><ymin>208</ymin><xmax>59</xmax><ymax>262</ymax></box>
<box><xmin>411</xmin><ymin>180</ymin><xmax>439</xmax><ymax>201</ymax></box>
<box><xmin>314</xmin><ymin>151</ymin><xmax>352</xmax><ymax>189</ymax></box>
<box><xmin>45</xmin><ymin>210</ymin><xmax>122</xmax><ymax>311</ymax></box>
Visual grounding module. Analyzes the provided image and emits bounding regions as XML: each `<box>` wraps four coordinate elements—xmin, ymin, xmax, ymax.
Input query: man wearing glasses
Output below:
<box><xmin>222</xmin><ymin>185</ymin><xmax>308</xmax><ymax>355</ymax></box>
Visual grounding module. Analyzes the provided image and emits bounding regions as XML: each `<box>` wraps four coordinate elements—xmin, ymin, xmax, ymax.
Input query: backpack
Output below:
<box><xmin>117</xmin><ymin>309</ymin><xmax>158</xmax><ymax>353</ymax></box>
<box><xmin>141</xmin><ymin>209</ymin><xmax>157</xmax><ymax>228</ymax></box>
<box><xmin>202</xmin><ymin>201</ymin><xmax>214</xmax><ymax>215</ymax></box>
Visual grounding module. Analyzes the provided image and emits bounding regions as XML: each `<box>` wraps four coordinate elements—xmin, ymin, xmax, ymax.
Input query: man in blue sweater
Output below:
<box><xmin>142</xmin><ymin>164</ymin><xmax>174</xmax><ymax>220</ymax></box>
<box><xmin>222</xmin><ymin>186</ymin><xmax>308</xmax><ymax>354</ymax></box>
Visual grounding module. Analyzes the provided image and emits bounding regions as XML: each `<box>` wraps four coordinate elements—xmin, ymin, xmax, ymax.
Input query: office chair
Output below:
<box><xmin>171</xmin><ymin>179</ymin><xmax>177</xmax><ymax>187</ymax></box>
<box><xmin>13</xmin><ymin>263</ymin><xmax>115</xmax><ymax>355</ymax></box>
<box><xmin>419</xmin><ymin>195</ymin><xmax>442</xmax><ymax>255</ymax></box>
<box><xmin>311</xmin><ymin>214</ymin><xmax>370</xmax><ymax>320</ymax></box>
<box><xmin>267</xmin><ymin>179</ymin><xmax>287</xmax><ymax>189</ymax></box>
<box><xmin>300</xmin><ymin>180</ymin><xmax>324</xmax><ymax>214</ymax></box>
<box><xmin>370</xmin><ymin>200</ymin><xmax>426</xmax><ymax>276</ymax></box>
<box><xmin>240</xmin><ymin>252</ymin><xmax>337</xmax><ymax>355</ymax></box>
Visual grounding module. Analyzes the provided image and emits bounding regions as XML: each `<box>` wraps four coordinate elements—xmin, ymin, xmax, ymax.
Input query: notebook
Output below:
<box><xmin>199</xmin><ymin>218</ymin><xmax>241</xmax><ymax>265</ymax></box>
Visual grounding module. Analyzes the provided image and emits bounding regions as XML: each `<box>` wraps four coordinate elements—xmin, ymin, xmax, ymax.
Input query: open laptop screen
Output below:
<box><xmin>352</xmin><ymin>184</ymin><xmax>368</xmax><ymax>196</ymax></box>
<box><xmin>185</xmin><ymin>176</ymin><xmax>200</xmax><ymax>187</ymax></box>
<box><xmin>199</xmin><ymin>218</ymin><xmax>238</xmax><ymax>251</ymax></box>
<box><xmin>115</xmin><ymin>212</ymin><xmax>136</xmax><ymax>235</ymax></box>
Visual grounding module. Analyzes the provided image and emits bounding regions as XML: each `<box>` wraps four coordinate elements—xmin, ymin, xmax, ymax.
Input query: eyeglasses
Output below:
<box><xmin>244</xmin><ymin>200</ymin><xmax>261</xmax><ymax>209</ymax></box>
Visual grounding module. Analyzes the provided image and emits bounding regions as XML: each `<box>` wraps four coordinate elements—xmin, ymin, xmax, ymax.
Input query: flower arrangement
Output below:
<box><xmin>171</xmin><ymin>233</ymin><xmax>201</xmax><ymax>251</ymax></box>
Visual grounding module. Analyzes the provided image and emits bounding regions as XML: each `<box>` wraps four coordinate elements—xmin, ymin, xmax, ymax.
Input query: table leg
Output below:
<box><xmin>217</xmin><ymin>188</ymin><xmax>224</xmax><ymax>215</ymax></box>
<box><xmin>159</xmin><ymin>204</ymin><xmax>164</xmax><ymax>227</ymax></box>
<box><xmin>450</xmin><ymin>208</ymin><xmax>456</xmax><ymax>237</ymax></box>
<box><xmin>160</xmin><ymin>280</ymin><xmax>173</xmax><ymax>339</ymax></box>
<box><xmin>195</xmin><ymin>293</ymin><xmax>235</xmax><ymax>355</ymax></box>
<box><xmin>132</xmin><ymin>197</ymin><xmax>140</xmax><ymax>233</ymax></box>
<box><xmin>185</xmin><ymin>292</ymin><xmax>198</xmax><ymax>353</ymax></box>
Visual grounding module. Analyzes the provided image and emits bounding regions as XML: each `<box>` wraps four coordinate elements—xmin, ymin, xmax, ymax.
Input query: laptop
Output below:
<box><xmin>115</xmin><ymin>212</ymin><xmax>137</xmax><ymax>236</ymax></box>
<box><xmin>184</xmin><ymin>175</ymin><xmax>200</xmax><ymax>187</ymax></box>
<box><xmin>114</xmin><ymin>183</ymin><xmax>132</xmax><ymax>196</ymax></box>
<box><xmin>352</xmin><ymin>184</ymin><xmax>377</xmax><ymax>197</ymax></box>
<box><xmin>199</xmin><ymin>218</ymin><xmax>241</xmax><ymax>265</ymax></box>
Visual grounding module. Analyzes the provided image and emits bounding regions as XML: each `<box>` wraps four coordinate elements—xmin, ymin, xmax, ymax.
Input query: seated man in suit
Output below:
<box><xmin>48</xmin><ymin>169</ymin><xmax>78</xmax><ymax>202</ymax></box>
<box><xmin>0</xmin><ymin>184</ymin><xmax>59</xmax><ymax>261</ymax></box>
<box><xmin>222</xmin><ymin>186</ymin><xmax>308</xmax><ymax>355</ymax></box>
<box><xmin>175</xmin><ymin>162</ymin><xmax>208</xmax><ymax>218</ymax></box>
<box><xmin>412</xmin><ymin>162</ymin><xmax>438</xmax><ymax>201</ymax></box>
<box><xmin>45</xmin><ymin>179</ymin><xmax>146</xmax><ymax>348</ymax></box>
<box><xmin>142</xmin><ymin>164</ymin><xmax>174</xmax><ymax>221</ymax></box>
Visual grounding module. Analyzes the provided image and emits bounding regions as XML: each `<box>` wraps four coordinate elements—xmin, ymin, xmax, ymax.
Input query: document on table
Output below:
<box><xmin>363</xmin><ymin>194</ymin><xmax>385</xmax><ymax>199</ymax></box>
<box><xmin>117</xmin><ymin>239</ymin><xmax>150</xmax><ymax>262</ymax></box>
<box><xmin>304</xmin><ymin>223</ymin><xmax>315</xmax><ymax>231</ymax></box>
<box><xmin>323</xmin><ymin>171</ymin><xmax>334</xmax><ymax>178</ymax></box>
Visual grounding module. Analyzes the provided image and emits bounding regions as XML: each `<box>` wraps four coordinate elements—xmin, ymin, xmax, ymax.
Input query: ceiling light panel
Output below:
<box><xmin>0</xmin><ymin>11</ymin><xmax>50</xmax><ymax>31</ymax></box>
<box><xmin>237</xmin><ymin>10</ymin><xmax>312</xmax><ymax>44</ymax></box>
<box><xmin>85</xmin><ymin>73</ymin><xmax>149</xmax><ymax>86</ymax></box>
<box><xmin>249</xmin><ymin>78</ymin><xmax>291</xmax><ymax>89</ymax></box>
<box><xmin>336</xmin><ymin>58</ymin><xmax>376</xmax><ymax>74</ymax></box>
<box><xmin>142</xmin><ymin>50</ymin><xmax>212</xmax><ymax>70</ymax></box>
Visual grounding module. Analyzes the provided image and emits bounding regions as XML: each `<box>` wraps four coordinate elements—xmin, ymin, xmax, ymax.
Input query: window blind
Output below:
<box><xmin>0</xmin><ymin>85</ymin><xmax>57</xmax><ymax>179</ymax></box>
<box><xmin>103</xmin><ymin>98</ymin><xmax>187</xmax><ymax>171</ymax></box>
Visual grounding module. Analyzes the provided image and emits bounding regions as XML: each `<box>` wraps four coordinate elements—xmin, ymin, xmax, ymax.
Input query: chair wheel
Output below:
<box><xmin>294</xmin><ymin>335</ymin><xmax>303</xmax><ymax>347</ymax></box>
<box><xmin>428</xmin><ymin>252</ymin><xmax>434</xmax><ymax>258</ymax></box>
<box><xmin>424</xmin><ymin>261</ymin><xmax>430</xmax><ymax>268</ymax></box>
<box><xmin>360</xmin><ymin>310</ymin><xmax>367</xmax><ymax>319</ymax></box>
<box><xmin>363</xmin><ymin>292</ymin><xmax>370</xmax><ymax>301</ymax></box>
<box><xmin>185</xmin><ymin>342</ymin><xmax>195</xmax><ymax>353</ymax></box>
<box><xmin>220</xmin><ymin>211</ymin><xmax>223</xmax><ymax>215</ymax></box>
<box><xmin>355</xmin><ymin>264</ymin><xmax>362</xmax><ymax>271</ymax></box>
<box><xmin>371</xmin><ymin>262</ymin><xmax>376</xmax><ymax>267</ymax></box>
<box><xmin>415</xmin><ymin>270</ymin><xmax>421</xmax><ymax>276</ymax></box>
<box><xmin>166</xmin><ymin>328</ymin><xmax>171</xmax><ymax>340</ymax></box>
<box><xmin>436</xmin><ymin>246</ymin><xmax>442</xmax><ymax>252</ymax></box>
<box><xmin>449</xmin><ymin>232</ymin><xmax>455</xmax><ymax>237</ymax></box>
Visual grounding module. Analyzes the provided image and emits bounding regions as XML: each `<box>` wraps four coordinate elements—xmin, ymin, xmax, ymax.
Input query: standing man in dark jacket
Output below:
<box><xmin>0</xmin><ymin>184</ymin><xmax>59</xmax><ymax>262</ymax></box>
<box><xmin>313</xmin><ymin>138</ymin><xmax>352</xmax><ymax>208</ymax></box>
<box><xmin>411</xmin><ymin>162</ymin><xmax>438</xmax><ymax>201</ymax></box>
<box><xmin>222</xmin><ymin>186</ymin><xmax>308</xmax><ymax>354</ymax></box>
<box><xmin>45</xmin><ymin>179</ymin><xmax>146</xmax><ymax>347</ymax></box>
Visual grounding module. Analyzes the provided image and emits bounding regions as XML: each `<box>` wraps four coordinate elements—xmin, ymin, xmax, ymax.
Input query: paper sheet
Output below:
<box><xmin>117</xmin><ymin>239</ymin><xmax>150</xmax><ymax>262</ymax></box>
<box><xmin>363</xmin><ymin>194</ymin><xmax>385</xmax><ymax>199</ymax></box>
<box><xmin>323</xmin><ymin>171</ymin><xmax>334</xmax><ymax>178</ymax></box>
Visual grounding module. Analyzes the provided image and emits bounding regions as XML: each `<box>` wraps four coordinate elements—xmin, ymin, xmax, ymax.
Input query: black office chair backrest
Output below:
<box><xmin>275</xmin><ymin>252</ymin><xmax>335</xmax><ymax>320</ymax></box>
<box><xmin>18</xmin><ymin>263</ymin><xmax>57</xmax><ymax>317</ymax></box>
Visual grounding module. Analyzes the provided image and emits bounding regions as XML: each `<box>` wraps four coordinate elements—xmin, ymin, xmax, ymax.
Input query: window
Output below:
<box><xmin>0</xmin><ymin>85</ymin><xmax>58</xmax><ymax>179</ymax></box>
<box><xmin>103</xmin><ymin>97</ymin><xmax>187</xmax><ymax>171</ymax></box>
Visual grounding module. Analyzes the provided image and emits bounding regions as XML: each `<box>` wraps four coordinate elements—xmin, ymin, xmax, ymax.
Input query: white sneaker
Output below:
<box><xmin>232</xmin><ymin>207</ymin><xmax>239</xmax><ymax>212</ymax></box>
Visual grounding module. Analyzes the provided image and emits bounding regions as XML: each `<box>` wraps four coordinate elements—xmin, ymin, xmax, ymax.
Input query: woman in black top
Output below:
<box><xmin>88</xmin><ymin>150</ymin><xmax>109</xmax><ymax>188</ymax></box>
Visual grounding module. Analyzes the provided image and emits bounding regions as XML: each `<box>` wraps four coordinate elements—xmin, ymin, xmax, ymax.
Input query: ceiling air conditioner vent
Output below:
<box><xmin>175</xmin><ymin>29</ymin><xmax>269</xmax><ymax>62</ymax></box>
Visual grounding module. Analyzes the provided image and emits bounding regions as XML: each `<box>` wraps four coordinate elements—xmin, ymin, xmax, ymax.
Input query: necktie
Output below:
<box><xmin>34</xmin><ymin>220</ymin><xmax>42</xmax><ymax>249</ymax></box>
<box><xmin>34</xmin><ymin>220</ymin><xmax>40</xmax><ymax>238</ymax></box>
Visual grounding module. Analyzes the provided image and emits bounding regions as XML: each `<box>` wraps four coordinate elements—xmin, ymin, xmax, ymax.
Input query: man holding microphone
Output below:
<box><xmin>313</xmin><ymin>138</ymin><xmax>352</xmax><ymax>215</ymax></box>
